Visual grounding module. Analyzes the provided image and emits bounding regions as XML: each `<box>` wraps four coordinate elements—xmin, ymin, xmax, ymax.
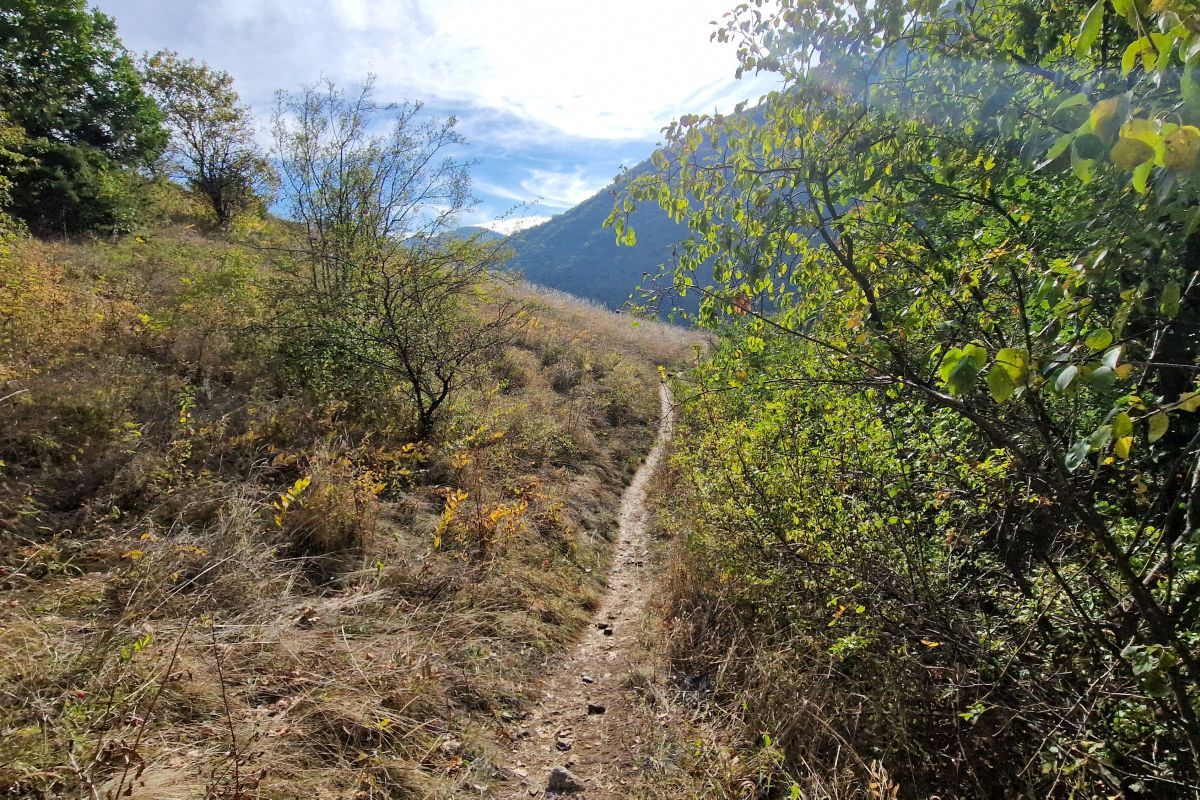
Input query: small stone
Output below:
<box><xmin>603</xmin><ymin>628</ymin><xmax>613</xmax><ymax>636</ymax></box>
<box><xmin>547</xmin><ymin>766</ymin><xmax>585</xmax><ymax>794</ymax></box>
<box><xmin>586</xmin><ymin>703</ymin><xmax>606</xmax><ymax>715</ymax></box>
<box><xmin>580</xmin><ymin>674</ymin><xmax>594</xmax><ymax>684</ymax></box>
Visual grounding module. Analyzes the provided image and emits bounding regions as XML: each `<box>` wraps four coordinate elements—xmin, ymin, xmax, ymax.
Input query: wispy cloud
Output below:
<box><xmin>479</xmin><ymin>167</ymin><xmax>611</xmax><ymax>210</ymax></box>
<box><xmin>98</xmin><ymin>0</ymin><xmax>767</xmax><ymax>141</ymax></box>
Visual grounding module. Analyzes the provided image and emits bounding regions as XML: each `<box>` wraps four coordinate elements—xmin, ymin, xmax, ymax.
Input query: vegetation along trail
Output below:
<box><xmin>493</xmin><ymin>382</ymin><xmax>675</xmax><ymax>799</ymax></box>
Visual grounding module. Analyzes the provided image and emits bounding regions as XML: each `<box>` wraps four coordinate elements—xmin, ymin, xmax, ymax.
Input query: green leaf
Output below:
<box><xmin>987</xmin><ymin>364</ymin><xmax>1017</xmax><ymax>403</ymax></box>
<box><xmin>946</xmin><ymin>356</ymin><xmax>979</xmax><ymax>395</ymax></box>
<box><xmin>1089</xmin><ymin>424</ymin><xmax>1113</xmax><ymax>452</ymax></box>
<box><xmin>995</xmin><ymin>347</ymin><xmax>1027</xmax><ymax>381</ymax></box>
<box><xmin>1045</xmin><ymin>132</ymin><xmax>1075</xmax><ymax>162</ymax></box>
<box><xmin>1088</xmin><ymin>365</ymin><xmax>1116</xmax><ymax>391</ymax></box>
<box><xmin>1132</xmin><ymin>161</ymin><xmax>1154</xmax><ymax>194</ymax></box>
<box><xmin>1113</xmin><ymin>411</ymin><xmax>1133</xmax><ymax>439</ymax></box>
<box><xmin>1122</xmin><ymin>38</ymin><xmax>1155</xmax><ymax>76</ymax></box>
<box><xmin>1160</xmin><ymin>281</ymin><xmax>1181</xmax><ymax>317</ymax></box>
<box><xmin>1085</xmin><ymin>329</ymin><xmax>1113</xmax><ymax>350</ymax></box>
<box><xmin>1073</xmin><ymin>133</ymin><xmax>1105</xmax><ymax>160</ymax></box>
<box><xmin>1071</xmin><ymin>145</ymin><xmax>1095</xmax><ymax>182</ymax></box>
<box><xmin>1184</xmin><ymin>60</ymin><xmax>1200</xmax><ymax>108</ymax></box>
<box><xmin>940</xmin><ymin>345</ymin><xmax>987</xmax><ymax>395</ymax></box>
<box><xmin>1055</xmin><ymin>365</ymin><xmax>1079</xmax><ymax>392</ymax></box>
<box><xmin>1055</xmin><ymin>93</ymin><xmax>1090</xmax><ymax>114</ymax></box>
<box><xmin>1148</xmin><ymin>412</ymin><xmax>1169</xmax><ymax>443</ymax></box>
<box><xmin>1065</xmin><ymin>439</ymin><xmax>1092</xmax><ymax>471</ymax></box>
<box><xmin>962</xmin><ymin>343</ymin><xmax>988</xmax><ymax>370</ymax></box>
<box><xmin>1076</xmin><ymin>0</ymin><xmax>1104</xmax><ymax>58</ymax></box>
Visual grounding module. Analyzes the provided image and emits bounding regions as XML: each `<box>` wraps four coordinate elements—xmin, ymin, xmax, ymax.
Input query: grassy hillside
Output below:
<box><xmin>0</xmin><ymin>204</ymin><xmax>698</xmax><ymax>799</ymax></box>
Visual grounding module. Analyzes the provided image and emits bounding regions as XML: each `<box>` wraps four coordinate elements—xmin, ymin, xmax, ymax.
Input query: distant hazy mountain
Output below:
<box><xmin>467</xmin><ymin>159</ymin><xmax>704</xmax><ymax>316</ymax></box>
<box><xmin>453</xmin><ymin>226</ymin><xmax>504</xmax><ymax>242</ymax></box>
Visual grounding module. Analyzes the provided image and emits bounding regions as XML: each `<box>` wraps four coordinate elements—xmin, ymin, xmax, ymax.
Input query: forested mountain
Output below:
<box><xmin>481</xmin><ymin>161</ymin><xmax>705</xmax><ymax>315</ymax></box>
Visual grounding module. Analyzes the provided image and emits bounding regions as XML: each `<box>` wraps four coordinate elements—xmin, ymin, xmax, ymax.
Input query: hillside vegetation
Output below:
<box><xmin>608</xmin><ymin>0</ymin><xmax>1200</xmax><ymax>797</ymax></box>
<box><xmin>9</xmin><ymin>0</ymin><xmax>1200</xmax><ymax>797</ymax></box>
<box><xmin>0</xmin><ymin>200</ymin><xmax>696</xmax><ymax>798</ymax></box>
<box><xmin>0</xmin><ymin>7</ymin><xmax>708</xmax><ymax>797</ymax></box>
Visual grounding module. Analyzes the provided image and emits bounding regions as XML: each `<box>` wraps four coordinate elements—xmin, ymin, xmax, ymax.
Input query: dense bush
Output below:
<box><xmin>622</xmin><ymin>0</ymin><xmax>1200</xmax><ymax>795</ymax></box>
<box><xmin>0</xmin><ymin>0</ymin><xmax>164</xmax><ymax>234</ymax></box>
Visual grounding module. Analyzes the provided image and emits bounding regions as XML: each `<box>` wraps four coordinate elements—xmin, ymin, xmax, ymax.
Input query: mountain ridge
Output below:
<box><xmin>472</xmin><ymin>157</ymin><xmax>697</xmax><ymax>315</ymax></box>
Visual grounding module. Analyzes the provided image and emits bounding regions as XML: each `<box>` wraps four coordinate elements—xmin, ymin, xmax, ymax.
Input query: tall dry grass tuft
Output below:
<box><xmin>274</xmin><ymin>447</ymin><xmax>384</xmax><ymax>566</ymax></box>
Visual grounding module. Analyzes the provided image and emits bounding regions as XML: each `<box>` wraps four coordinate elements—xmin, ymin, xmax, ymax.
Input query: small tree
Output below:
<box><xmin>141</xmin><ymin>50</ymin><xmax>275</xmax><ymax>226</ymax></box>
<box><xmin>272</xmin><ymin>79</ymin><xmax>519</xmax><ymax>439</ymax></box>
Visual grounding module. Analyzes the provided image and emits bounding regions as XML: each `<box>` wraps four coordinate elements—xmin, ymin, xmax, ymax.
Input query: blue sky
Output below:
<box><xmin>93</xmin><ymin>0</ymin><xmax>775</xmax><ymax>232</ymax></box>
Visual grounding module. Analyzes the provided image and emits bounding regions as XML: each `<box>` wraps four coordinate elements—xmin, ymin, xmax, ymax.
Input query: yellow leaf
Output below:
<box><xmin>1110</xmin><ymin>137</ymin><xmax>1155</xmax><ymax>169</ymax></box>
<box><xmin>1115</xmin><ymin>436</ymin><xmax>1133</xmax><ymax>459</ymax></box>
<box><xmin>1120</xmin><ymin>118</ymin><xmax>1160</xmax><ymax>148</ymax></box>
<box><xmin>1164</xmin><ymin>125</ymin><xmax>1200</xmax><ymax>172</ymax></box>
<box><xmin>1178</xmin><ymin>391</ymin><xmax>1200</xmax><ymax>412</ymax></box>
<box><xmin>1091</xmin><ymin>98</ymin><xmax>1121</xmax><ymax>142</ymax></box>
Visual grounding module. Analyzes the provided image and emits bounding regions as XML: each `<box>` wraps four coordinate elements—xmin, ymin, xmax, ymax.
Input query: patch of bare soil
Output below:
<box><xmin>489</xmin><ymin>383</ymin><xmax>674</xmax><ymax>799</ymax></box>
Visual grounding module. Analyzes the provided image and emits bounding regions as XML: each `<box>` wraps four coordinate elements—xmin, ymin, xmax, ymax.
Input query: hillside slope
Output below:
<box><xmin>0</xmin><ymin>213</ymin><xmax>699</xmax><ymax>799</ymax></box>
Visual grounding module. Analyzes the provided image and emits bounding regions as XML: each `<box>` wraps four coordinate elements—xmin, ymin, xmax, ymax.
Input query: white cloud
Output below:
<box><xmin>98</xmin><ymin>0</ymin><xmax>774</xmax><ymax>142</ymax></box>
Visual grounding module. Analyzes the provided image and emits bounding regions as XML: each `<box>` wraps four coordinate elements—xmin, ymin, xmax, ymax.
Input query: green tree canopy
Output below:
<box><xmin>0</xmin><ymin>0</ymin><xmax>164</xmax><ymax>232</ymax></box>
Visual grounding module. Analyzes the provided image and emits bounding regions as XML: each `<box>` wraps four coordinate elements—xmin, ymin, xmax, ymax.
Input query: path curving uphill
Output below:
<box><xmin>494</xmin><ymin>382</ymin><xmax>675</xmax><ymax>799</ymax></box>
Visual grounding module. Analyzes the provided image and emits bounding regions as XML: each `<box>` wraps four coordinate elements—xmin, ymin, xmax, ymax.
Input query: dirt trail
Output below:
<box><xmin>493</xmin><ymin>382</ymin><xmax>674</xmax><ymax>799</ymax></box>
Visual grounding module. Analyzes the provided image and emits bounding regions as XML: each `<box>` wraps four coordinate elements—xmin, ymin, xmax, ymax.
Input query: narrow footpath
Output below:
<box><xmin>494</xmin><ymin>382</ymin><xmax>675</xmax><ymax>799</ymax></box>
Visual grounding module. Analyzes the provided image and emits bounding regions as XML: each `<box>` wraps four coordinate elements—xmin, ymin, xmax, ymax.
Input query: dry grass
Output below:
<box><xmin>511</xmin><ymin>281</ymin><xmax>707</xmax><ymax>370</ymax></box>
<box><xmin>0</xmin><ymin>217</ymin><xmax>703</xmax><ymax>799</ymax></box>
